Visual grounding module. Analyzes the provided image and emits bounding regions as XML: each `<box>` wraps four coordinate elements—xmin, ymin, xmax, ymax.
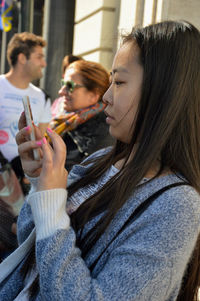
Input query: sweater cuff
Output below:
<box><xmin>26</xmin><ymin>175</ymin><xmax>39</xmax><ymax>195</ymax></box>
<box><xmin>27</xmin><ymin>189</ymin><xmax>70</xmax><ymax>241</ymax></box>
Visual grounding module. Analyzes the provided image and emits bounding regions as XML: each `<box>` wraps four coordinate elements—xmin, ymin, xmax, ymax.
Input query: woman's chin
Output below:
<box><xmin>109</xmin><ymin>128</ymin><xmax>129</xmax><ymax>144</ymax></box>
<box><xmin>109</xmin><ymin>127</ymin><xmax>117</xmax><ymax>140</ymax></box>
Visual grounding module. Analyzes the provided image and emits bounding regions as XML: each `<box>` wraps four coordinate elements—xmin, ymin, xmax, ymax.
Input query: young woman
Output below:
<box><xmin>50</xmin><ymin>60</ymin><xmax>113</xmax><ymax>170</ymax></box>
<box><xmin>0</xmin><ymin>20</ymin><xmax>200</xmax><ymax>301</ymax></box>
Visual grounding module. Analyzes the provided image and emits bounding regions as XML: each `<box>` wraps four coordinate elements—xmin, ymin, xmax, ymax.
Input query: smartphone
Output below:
<box><xmin>22</xmin><ymin>96</ymin><xmax>40</xmax><ymax>160</ymax></box>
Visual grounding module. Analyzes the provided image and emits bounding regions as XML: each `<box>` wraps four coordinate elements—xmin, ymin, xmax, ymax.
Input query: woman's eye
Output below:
<box><xmin>109</xmin><ymin>79</ymin><xmax>124</xmax><ymax>87</ymax></box>
<box><xmin>114</xmin><ymin>81</ymin><xmax>123</xmax><ymax>86</ymax></box>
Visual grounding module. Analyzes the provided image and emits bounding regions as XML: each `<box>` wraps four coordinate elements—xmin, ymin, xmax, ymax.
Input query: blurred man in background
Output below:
<box><xmin>0</xmin><ymin>32</ymin><xmax>51</xmax><ymax>182</ymax></box>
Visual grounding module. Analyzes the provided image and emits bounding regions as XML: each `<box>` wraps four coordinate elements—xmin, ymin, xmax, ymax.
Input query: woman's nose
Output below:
<box><xmin>58</xmin><ymin>85</ymin><xmax>67</xmax><ymax>97</ymax></box>
<box><xmin>102</xmin><ymin>86</ymin><xmax>113</xmax><ymax>105</ymax></box>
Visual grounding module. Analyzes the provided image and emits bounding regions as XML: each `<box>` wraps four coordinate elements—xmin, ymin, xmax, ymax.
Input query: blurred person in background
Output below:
<box><xmin>50</xmin><ymin>59</ymin><xmax>113</xmax><ymax>170</ymax></box>
<box><xmin>51</xmin><ymin>54</ymin><xmax>83</xmax><ymax>119</ymax></box>
<box><xmin>0</xmin><ymin>32</ymin><xmax>52</xmax><ymax>193</ymax></box>
<box><xmin>0</xmin><ymin>199</ymin><xmax>17</xmax><ymax>263</ymax></box>
<box><xmin>62</xmin><ymin>54</ymin><xmax>83</xmax><ymax>77</ymax></box>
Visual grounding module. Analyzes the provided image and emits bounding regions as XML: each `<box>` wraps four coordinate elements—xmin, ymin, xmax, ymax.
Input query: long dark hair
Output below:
<box><xmin>69</xmin><ymin>21</ymin><xmax>200</xmax><ymax>300</ymax></box>
<box><xmin>24</xmin><ymin>21</ymin><xmax>200</xmax><ymax>300</ymax></box>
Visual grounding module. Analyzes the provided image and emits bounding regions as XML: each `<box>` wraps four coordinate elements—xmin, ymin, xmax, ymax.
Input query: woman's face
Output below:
<box><xmin>58</xmin><ymin>67</ymin><xmax>99</xmax><ymax>112</ymax></box>
<box><xmin>103</xmin><ymin>41</ymin><xmax>143</xmax><ymax>143</ymax></box>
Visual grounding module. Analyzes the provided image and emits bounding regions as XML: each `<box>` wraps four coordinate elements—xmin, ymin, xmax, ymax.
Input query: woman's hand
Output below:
<box><xmin>16</xmin><ymin>112</ymin><xmax>43</xmax><ymax>178</ymax></box>
<box><xmin>37</xmin><ymin>128</ymin><xmax>68</xmax><ymax>191</ymax></box>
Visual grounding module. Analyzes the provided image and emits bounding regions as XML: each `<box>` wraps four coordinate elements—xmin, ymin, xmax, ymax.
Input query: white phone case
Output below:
<box><xmin>22</xmin><ymin>96</ymin><xmax>40</xmax><ymax>160</ymax></box>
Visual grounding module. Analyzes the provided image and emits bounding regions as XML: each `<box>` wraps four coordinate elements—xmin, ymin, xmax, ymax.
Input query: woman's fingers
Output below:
<box><xmin>16</xmin><ymin>125</ymin><xmax>31</xmax><ymax>146</ymax></box>
<box><xmin>40</xmin><ymin>137</ymin><xmax>54</xmax><ymax>172</ymax></box>
<box><xmin>18</xmin><ymin>111</ymin><xmax>26</xmax><ymax>130</ymax></box>
<box><xmin>46</xmin><ymin>128</ymin><xmax>67</xmax><ymax>167</ymax></box>
<box><xmin>16</xmin><ymin>122</ymin><xmax>43</xmax><ymax>162</ymax></box>
<box><xmin>37</xmin><ymin>131</ymin><xmax>68</xmax><ymax>191</ymax></box>
<box><xmin>32</xmin><ymin>123</ymin><xmax>43</xmax><ymax>141</ymax></box>
<box><xmin>18</xmin><ymin>138</ymin><xmax>43</xmax><ymax>159</ymax></box>
<box><xmin>17</xmin><ymin>131</ymin><xmax>43</xmax><ymax>177</ymax></box>
<box><xmin>16</xmin><ymin>123</ymin><xmax>42</xmax><ymax>146</ymax></box>
<box><xmin>18</xmin><ymin>139</ymin><xmax>43</xmax><ymax>174</ymax></box>
<box><xmin>16</xmin><ymin>114</ymin><xmax>45</xmax><ymax>178</ymax></box>
<box><xmin>18</xmin><ymin>112</ymin><xmax>42</xmax><ymax>140</ymax></box>
<box><xmin>22</xmin><ymin>158</ymin><xmax>42</xmax><ymax>177</ymax></box>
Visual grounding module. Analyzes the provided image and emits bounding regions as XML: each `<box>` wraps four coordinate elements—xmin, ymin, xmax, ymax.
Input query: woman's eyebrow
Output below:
<box><xmin>110</xmin><ymin>67</ymin><xmax>129</xmax><ymax>75</ymax></box>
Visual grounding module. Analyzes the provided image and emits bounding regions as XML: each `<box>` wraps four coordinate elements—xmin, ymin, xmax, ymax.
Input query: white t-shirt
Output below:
<box><xmin>0</xmin><ymin>75</ymin><xmax>52</xmax><ymax>161</ymax></box>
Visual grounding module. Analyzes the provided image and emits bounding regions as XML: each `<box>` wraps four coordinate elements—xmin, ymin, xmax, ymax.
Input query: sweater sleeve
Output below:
<box><xmin>17</xmin><ymin>176</ymin><xmax>39</xmax><ymax>244</ymax></box>
<box><xmin>27</xmin><ymin>189</ymin><xmax>69</xmax><ymax>240</ymax></box>
<box><xmin>28</xmin><ymin>185</ymin><xmax>200</xmax><ymax>301</ymax></box>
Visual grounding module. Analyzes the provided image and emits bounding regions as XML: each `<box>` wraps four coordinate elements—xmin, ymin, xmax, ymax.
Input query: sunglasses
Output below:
<box><xmin>61</xmin><ymin>79</ymin><xmax>85</xmax><ymax>93</ymax></box>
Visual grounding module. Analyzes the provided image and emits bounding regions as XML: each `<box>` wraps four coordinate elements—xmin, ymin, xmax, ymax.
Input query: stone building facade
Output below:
<box><xmin>73</xmin><ymin>0</ymin><xmax>200</xmax><ymax>70</ymax></box>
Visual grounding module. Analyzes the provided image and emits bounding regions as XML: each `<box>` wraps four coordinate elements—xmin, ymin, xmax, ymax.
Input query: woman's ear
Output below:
<box><xmin>88</xmin><ymin>91</ymin><xmax>100</xmax><ymax>105</ymax></box>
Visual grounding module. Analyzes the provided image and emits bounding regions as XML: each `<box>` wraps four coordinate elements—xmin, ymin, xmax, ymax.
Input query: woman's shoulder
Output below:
<box><xmin>135</xmin><ymin>174</ymin><xmax>200</xmax><ymax>226</ymax></box>
<box><xmin>161</xmin><ymin>181</ymin><xmax>200</xmax><ymax>216</ymax></box>
<box><xmin>141</xmin><ymin>174</ymin><xmax>200</xmax><ymax>204</ymax></box>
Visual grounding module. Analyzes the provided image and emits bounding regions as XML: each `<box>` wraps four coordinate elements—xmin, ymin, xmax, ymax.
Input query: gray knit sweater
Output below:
<box><xmin>0</xmin><ymin>149</ymin><xmax>200</xmax><ymax>301</ymax></box>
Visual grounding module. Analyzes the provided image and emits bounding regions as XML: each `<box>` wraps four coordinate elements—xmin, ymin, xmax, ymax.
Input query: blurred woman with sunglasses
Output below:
<box><xmin>50</xmin><ymin>60</ymin><xmax>113</xmax><ymax>170</ymax></box>
<box><xmin>51</xmin><ymin>54</ymin><xmax>83</xmax><ymax>119</ymax></box>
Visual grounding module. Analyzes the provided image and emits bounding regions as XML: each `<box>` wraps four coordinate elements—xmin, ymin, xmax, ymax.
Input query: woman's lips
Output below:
<box><xmin>104</xmin><ymin>111</ymin><xmax>115</xmax><ymax>124</ymax></box>
<box><xmin>64</xmin><ymin>96</ymin><xmax>71</xmax><ymax>102</ymax></box>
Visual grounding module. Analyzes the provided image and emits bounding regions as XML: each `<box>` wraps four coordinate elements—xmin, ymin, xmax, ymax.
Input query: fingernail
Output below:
<box><xmin>25</xmin><ymin>125</ymin><xmax>31</xmax><ymax>132</ymax></box>
<box><xmin>36</xmin><ymin>140</ymin><xmax>42</xmax><ymax>146</ymax></box>
<box><xmin>21</xmin><ymin>111</ymin><xmax>25</xmax><ymax>116</ymax></box>
<box><xmin>43</xmin><ymin>137</ymin><xmax>47</xmax><ymax>144</ymax></box>
<box><xmin>47</xmin><ymin>127</ymin><xmax>53</xmax><ymax>133</ymax></box>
